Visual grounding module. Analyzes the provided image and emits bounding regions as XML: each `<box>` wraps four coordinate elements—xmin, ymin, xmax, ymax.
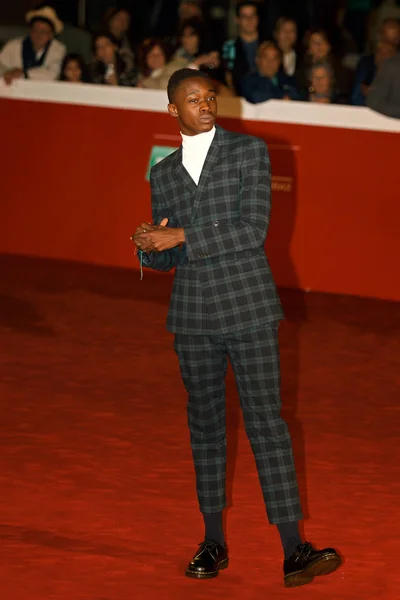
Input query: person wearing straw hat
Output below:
<box><xmin>0</xmin><ymin>5</ymin><xmax>66</xmax><ymax>85</ymax></box>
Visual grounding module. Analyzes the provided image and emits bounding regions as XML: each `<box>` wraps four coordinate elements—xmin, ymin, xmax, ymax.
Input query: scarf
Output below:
<box><xmin>22</xmin><ymin>36</ymin><xmax>51</xmax><ymax>73</ymax></box>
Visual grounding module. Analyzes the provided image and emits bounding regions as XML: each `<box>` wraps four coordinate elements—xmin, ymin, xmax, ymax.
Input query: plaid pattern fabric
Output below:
<box><xmin>174</xmin><ymin>325</ymin><xmax>303</xmax><ymax>523</ymax></box>
<box><xmin>145</xmin><ymin>125</ymin><xmax>284</xmax><ymax>335</ymax></box>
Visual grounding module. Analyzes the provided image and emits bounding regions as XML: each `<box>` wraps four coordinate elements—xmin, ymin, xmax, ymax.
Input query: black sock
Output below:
<box><xmin>202</xmin><ymin>511</ymin><xmax>225</xmax><ymax>546</ymax></box>
<box><xmin>277</xmin><ymin>521</ymin><xmax>302</xmax><ymax>559</ymax></box>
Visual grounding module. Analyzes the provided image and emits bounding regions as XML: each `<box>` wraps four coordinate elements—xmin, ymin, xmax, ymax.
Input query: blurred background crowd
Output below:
<box><xmin>1</xmin><ymin>0</ymin><xmax>399</xmax><ymax>116</ymax></box>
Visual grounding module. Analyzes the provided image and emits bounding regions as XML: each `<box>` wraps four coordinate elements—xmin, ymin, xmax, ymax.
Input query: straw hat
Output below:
<box><xmin>25</xmin><ymin>6</ymin><xmax>64</xmax><ymax>35</ymax></box>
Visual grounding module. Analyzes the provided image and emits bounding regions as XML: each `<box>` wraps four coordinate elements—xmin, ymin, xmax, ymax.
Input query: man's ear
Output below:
<box><xmin>168</xmin><ymin>103</ymin><xmax>178</xmax><ymax>118</ymax></box>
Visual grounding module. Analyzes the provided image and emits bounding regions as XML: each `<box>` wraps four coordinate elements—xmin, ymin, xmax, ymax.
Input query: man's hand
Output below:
<box><xmin>131</xmin><ymin>220</ymin><xmax>160</xmax><ymax>250</ymax></box>
<box><xmin>194</xmin><ymin>51</ymin><xmax>220</xmax><ymax>69</ymax></box>
<box><xmin>135</xmin><ymin>221</ymin><xmax>158</xmax><ymax>237</ymax></box>
<box><xmin>105</xmin><ymin>73</ymin><xmax>118</xmax><ymax>86</ymax></box>
<box><xmin>361</xmin><ymin>83</ymin><xmax>370</xmax><ymax>97</ymax></box>
<box><xmin>3</xmin><ymin>69</ymin><xmax>24</xmax><ymax>85</ymax></box>
<box><xmin>133</xmin><ymin>218</ymin><xmax>185</xmax><ymax>252</ymax></box>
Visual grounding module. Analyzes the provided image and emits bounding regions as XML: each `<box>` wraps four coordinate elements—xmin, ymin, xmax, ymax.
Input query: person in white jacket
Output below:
<box><xmin>0</xmin><ymin>5</ymin><xmax>66</xmax><ymax>85</ymax></box>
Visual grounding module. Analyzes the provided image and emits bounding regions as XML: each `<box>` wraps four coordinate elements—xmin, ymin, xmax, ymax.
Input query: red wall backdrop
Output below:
<box><xmin>1</xmin><ymin>98</ymin><xmax>399</xmax><ymax>301</ymax></box>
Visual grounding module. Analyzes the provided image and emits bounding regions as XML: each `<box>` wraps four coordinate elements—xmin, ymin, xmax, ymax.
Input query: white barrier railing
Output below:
<box><xmin>1</xmin><ymin>78</ymin><xmax>400</xmax><ymax>134</ymax></box>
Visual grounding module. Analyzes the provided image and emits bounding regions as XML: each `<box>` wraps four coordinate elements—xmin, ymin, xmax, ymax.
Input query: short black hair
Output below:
<box><xmin>236</xmin><ymin>1</ymin><xmax>259</xmax><ymax>18</ymax></box>
<box><xmin>91</xmin><ymin>31</ymin><xmax>120</xmax><ymax>54</ymax></box>
<box><xmin>167</xmin><ymin>68</ymin><xmax>212</xmax><ymax>103</ymax></box>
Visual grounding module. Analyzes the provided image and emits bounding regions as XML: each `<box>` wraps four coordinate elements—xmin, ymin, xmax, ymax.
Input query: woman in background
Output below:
<box><xmin>59</xmin><ymin>53</ymin><xmax>90</xmax><ymax>83</ymax></box>
<box><xmin>172</xmin><ymin>17</ymin><xmax>230</xmax><ymax>93</ymax></box>
<box><xmin>173</xmin><ymin>17</ymin><xmax>210</xmax><ymax>63</ymax></box>
<box><xmin>297</xmin><ymin>28</ymin><xmax>351</xmax><ymax>102</ymax></box>
<box><xmin>137</xmin><ymin>24</ymin><xmax>232</xmax><ymax>96</ymax></box>
<box><xmin>90</xmin><ymin>32</ymin><xmax>138</xmax><ymax>87</ymax></box>
<box><xmin>137</xmin><ymin>22</ymin><xmax>215</xmax><ymax>91</ymax></box>
<box><xmin>136</xmin><ymin>38</ymin><xmax>171</xmax><ymax>88</ymax></box>
<box><xmin>102</xmin><ymin>7</ymin><xmax>135</xmax><ymax>70</ymax></box>
<box><xmin>307</xmin><ymin>61</ymin><xmax>341</xmax><ymax>104</ymax></box>
<box><xmin>274</xmin><ymin>17</ymin><xmax>299</xmax><ymax>78</ymax></box>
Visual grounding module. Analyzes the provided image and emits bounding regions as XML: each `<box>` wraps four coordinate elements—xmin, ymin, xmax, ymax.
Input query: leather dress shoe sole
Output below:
<box><xmin>185</xmin><ymin>556</ymin><xmax>229</xmax><ymax>579</ymax></box>
<box><xmin>284</xmin><ymin>552</ymin><xmax>342</xmax><ymax>588</ymax></box>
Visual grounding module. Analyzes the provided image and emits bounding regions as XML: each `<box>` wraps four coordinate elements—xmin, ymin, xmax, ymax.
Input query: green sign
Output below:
<box><xmin>146</xmin><ymin>145</ymin><xmax>178</xmax><ymax>181</ymax></box>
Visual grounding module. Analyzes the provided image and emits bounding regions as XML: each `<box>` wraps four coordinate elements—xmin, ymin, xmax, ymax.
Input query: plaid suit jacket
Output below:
<box><xmin>143</xmin><ymin>125</ymin><xmax>284</xmax><ymax>334</ymax></box>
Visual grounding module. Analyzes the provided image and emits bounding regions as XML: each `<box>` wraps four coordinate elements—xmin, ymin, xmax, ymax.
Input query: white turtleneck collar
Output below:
<box><xmin>180</xmin><ymin>126</ymin><xmax>216</xmax><ymax>185</ymax></box>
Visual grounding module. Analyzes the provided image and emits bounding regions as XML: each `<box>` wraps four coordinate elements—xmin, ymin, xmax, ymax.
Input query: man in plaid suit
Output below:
<box><xmin>133</xmin><ymin>68</ymin><xmax>341</xmax><ymax>587</ymax></box>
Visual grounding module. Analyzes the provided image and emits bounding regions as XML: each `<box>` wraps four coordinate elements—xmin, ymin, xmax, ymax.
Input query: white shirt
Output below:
<box><xmin>283</xmin><ymin>50</ymin><xmax>296</xmax><ymax>77</ymax></box>
<box><xmin>181</xmin><ymin>126</ymin><xmax>216</xmax><ymax>185</ymax></box>
<box><xmin>0</xmin><ymin>37</ymin><xmax>66</xmax><ymax>80</ymax></box>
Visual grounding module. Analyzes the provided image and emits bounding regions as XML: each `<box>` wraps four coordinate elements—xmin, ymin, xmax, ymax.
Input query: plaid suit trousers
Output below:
<box><xmin>174</xmin><ymin>324</ymin><xmax>303</xmax><ymax>524</ymax></box>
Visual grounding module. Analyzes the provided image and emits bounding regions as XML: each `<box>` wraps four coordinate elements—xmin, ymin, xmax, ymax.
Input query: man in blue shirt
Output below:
<box><xmin>351</xmin><ymin>18</ymin><xmax>400</xmax><ymax>106</ymax></box>
<box><xmin>222</xmin><ymin>1</ymin><xmax>261</xmax><ymax>95</ymax></box>
<box><xmin>241</xmin><ymin>41</ymin><xmax>300</xmax><ymax>104</ymax></box>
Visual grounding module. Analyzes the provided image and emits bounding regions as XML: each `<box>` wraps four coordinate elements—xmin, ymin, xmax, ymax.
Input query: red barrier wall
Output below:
<box><xmin>1</xmin><ymin>97</ymin><xmax>399</xmax><ymax>301</ymax></box>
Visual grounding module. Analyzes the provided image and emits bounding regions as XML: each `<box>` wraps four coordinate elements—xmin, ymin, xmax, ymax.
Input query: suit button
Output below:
<box><xmin>213</xmin><ymin>220</ymin><xmax>219</xmax><ymax>226</ymax></box>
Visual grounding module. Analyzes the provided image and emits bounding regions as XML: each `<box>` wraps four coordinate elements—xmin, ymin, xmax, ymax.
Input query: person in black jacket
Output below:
<box><xmin>241</xmin><ymin>41</ymin><xmax>300</xmax><ymax>104</ymax></box>
<box><xmin>367</xmin><ymin>51</ymin><xmax>400</xmax><ymax>118</ymax></box>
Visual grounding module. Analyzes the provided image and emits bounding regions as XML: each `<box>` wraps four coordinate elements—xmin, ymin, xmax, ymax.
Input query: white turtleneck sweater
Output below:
<box><xmin>181</xmin><ymin>126</ymin><xmax>216</xmax><ymax>185</ymax></box>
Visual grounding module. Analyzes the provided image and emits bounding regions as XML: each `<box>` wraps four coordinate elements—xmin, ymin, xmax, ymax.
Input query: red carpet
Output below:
<box><xmin>0</xmin><ymin>255</ymin><xmax>399</xmax><ymax>600</ymax></box>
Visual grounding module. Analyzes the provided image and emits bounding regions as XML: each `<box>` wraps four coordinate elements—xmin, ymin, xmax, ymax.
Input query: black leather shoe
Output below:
<box><xmin>284</xmin><ymin>542</ymin><xmax>342</xmax><ymax>588</ymax></box>
<box><xmin>185</xmin><ymin>541</ymin><xmax>229</xmax><ymax>579</ymax></box>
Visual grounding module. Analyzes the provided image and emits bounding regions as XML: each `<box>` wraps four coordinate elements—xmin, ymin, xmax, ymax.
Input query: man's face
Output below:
<box><xmin>147</xmin><ymin>44</ymin><xmax>166</xmax><ymax>72</ymax></box>
<box><xmin>308</xmin><ymin>33</ymin><xmax>331</xmax><ymax>61</ymax></box>
<box><xmin>257</xmin><ymin>47</ymin><xmax>281</xmax><ymax>78</ymax></box>
<box><xmin>168</xmin><ymin>77</ymin><xmax>217</xmax><ymax>136</ymax></box>
<box><xmin>95</xmin><ymin>36</ymin><xmax>117</xmax><ymax>64</ymax></box>
<box><xmin>381</xmin><ymin>21</ymin><xmax>400</xmax><ymax>47</ymax></box>
<box><xmin>110</xmin><ymin>9</ymin><xmax>130</xmax><ymax>35</ymax></box>
<box><xmin>276</xmin><ymin>21</ymin><xmax>297</xmax><ymax>50</ymax></box>
<box><xmin>30</xmin><ymin>20</ymin><xmax>53</xmax><ymax>51</ymax></box>
<box><xmin>236</xmin><ymin>5</ymin><xmax>259</xmax><ymax>36</ymax></box>
<box><xmin>181</xmin><ymin>26</ymin><xmax>200</xmax><ymax>56</ymax></box>
<box><xmin>375</xmin><ymin>41</ymin><xmax>397</xmax><ymax>68</ymax></box>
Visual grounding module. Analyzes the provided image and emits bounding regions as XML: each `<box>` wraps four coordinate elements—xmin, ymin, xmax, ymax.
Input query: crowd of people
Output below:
<box><xmin>0</xmin><ymin>1</ymin><xmax>399</xmax><ymax>117</ymax></box>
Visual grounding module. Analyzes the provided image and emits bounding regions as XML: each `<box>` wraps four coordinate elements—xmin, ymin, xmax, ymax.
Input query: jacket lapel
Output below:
<box><xmin>169</xmin><ymin>126</ymin><xmax>223</xmax><ymax>223</ymax></box>
<box><xmin>189</xmin><ymin>127</ymin><xmax>222</xmax><ymax>223</ymax></box>
<box><xmin>173</xmin><ymin>146</ymin><xmax>197</xmax><ymax>193</ymax></box>
<box><xmin>166</xmin><ymin>146</ymin><xmax>196</xmax><ymax>225</ymax></box>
